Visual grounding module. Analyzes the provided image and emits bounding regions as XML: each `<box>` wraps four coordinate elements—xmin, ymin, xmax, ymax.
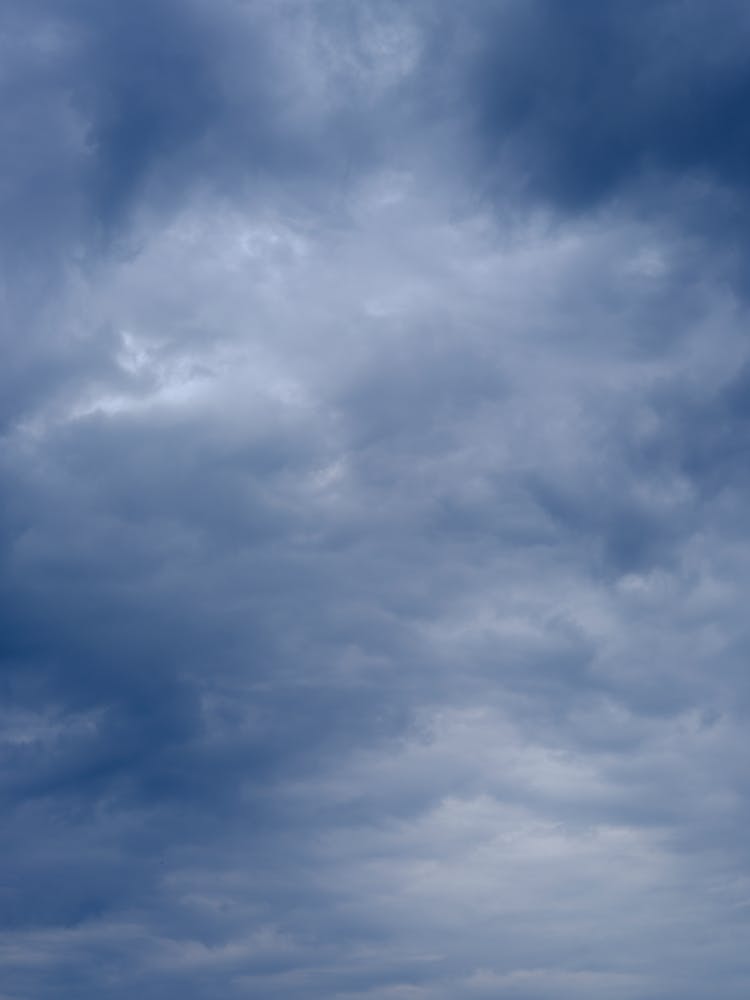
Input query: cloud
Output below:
<box><xmin>465</xmin><ymin>0</ymin><xmax>750</xmax><ymax>212</ymax></box>
<box><xmin>3</xmin><ymin>2</ymin><xmax>750</xmax><ymax>998</ymax></box>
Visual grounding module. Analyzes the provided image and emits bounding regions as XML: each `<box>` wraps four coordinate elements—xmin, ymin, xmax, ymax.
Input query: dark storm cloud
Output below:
<box><xmin>467</xmin><ymin>0</ymin><xmax>750</xmax><ymax>215</ymax></box>
<box><xmin>2</xmin><ymin>0</ymin><xmax>339</xmax><ymax>250</ymax></box>
<box><xmin>4</xmin><ymin>2</ymin><xmax>750</xmax><ymax>999</ymax></box>
<box><xmin>0</xmin><ymin>0</ymin><xmax>400</xmax><ymax>431</ymax></box>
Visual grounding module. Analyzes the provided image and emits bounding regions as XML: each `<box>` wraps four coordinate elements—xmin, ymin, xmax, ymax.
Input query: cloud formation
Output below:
<box><xmin>3</xmin><ymin>2</ymin><xmax>750</xmax><ymax>998</ymax></box>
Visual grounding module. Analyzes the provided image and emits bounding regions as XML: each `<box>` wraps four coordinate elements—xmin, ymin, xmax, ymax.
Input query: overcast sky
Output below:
<box><xmin>3</xmin><ymin>2</ymin><xmax>750</xmax><ymax>998</ymax></box>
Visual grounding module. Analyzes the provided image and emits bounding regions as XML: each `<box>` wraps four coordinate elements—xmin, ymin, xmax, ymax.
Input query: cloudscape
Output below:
<box><xmin>3</xmin><ymin>2</ymin><xmax>750</xmax><ymax>998</ymax></box>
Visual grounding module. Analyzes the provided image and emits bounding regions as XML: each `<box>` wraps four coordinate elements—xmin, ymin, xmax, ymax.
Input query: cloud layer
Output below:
<box><xmin>3</xmin><ymin>3</ymin><xmax>750</xmax><ymax>998</ymax></box>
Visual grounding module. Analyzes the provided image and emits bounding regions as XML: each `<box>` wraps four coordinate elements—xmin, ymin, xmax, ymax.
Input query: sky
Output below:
<box><xmin>3</xmin><ymin>2</ymin><xmax>750</xmax><ymax>997</ymax></box>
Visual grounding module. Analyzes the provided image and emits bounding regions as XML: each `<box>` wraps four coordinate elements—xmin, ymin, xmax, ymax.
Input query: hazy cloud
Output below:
<box><xmin>3</xmin><ymin>3</ymin><xmax>750</xmax><ymax>998</ymax></box>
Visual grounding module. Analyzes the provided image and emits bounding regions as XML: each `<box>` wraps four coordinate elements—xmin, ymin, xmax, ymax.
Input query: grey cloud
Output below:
<box><xmin>465</xmin><ymin>0</ymin><xmax>750</xmax><ymax>211</ymax></box>
<box><xmin>4</xmin><ymin>3</ymin><xmax>750</xmax><ymax>999</ymax></box>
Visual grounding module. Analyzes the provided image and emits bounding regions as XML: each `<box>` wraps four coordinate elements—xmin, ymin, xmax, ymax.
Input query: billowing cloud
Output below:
<box><xmin>2</xmin><ymin>3</ymin><xmax>750</xmax><ymax>998</ymax></box>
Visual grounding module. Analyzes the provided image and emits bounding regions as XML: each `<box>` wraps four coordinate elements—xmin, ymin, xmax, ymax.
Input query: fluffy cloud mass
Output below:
<box><xmin>3</xmin><ymin>2</ymin><xmax>750</xmax><ymax>998</ymax></box>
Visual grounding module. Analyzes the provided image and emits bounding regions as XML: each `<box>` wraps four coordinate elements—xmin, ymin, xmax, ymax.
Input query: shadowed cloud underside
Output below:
<box><xmin>2</xmin><ymin>3</ymin><xmax>750</xmax><ymax>998</ymax></box>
